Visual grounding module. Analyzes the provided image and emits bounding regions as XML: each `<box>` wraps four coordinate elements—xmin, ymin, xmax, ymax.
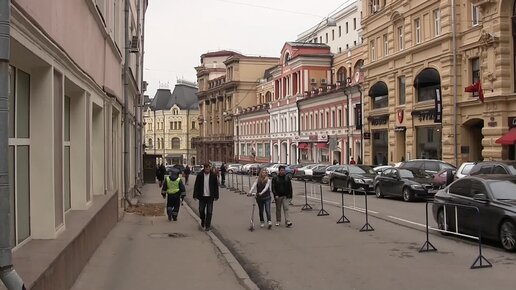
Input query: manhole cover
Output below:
<box><xmin>148</xmin><ymin>233</ymin><xmax>187</xmax><ymax>239</ymax></box>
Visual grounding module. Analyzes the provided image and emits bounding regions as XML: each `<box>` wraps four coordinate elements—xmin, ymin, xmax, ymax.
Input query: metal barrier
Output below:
<box><xmin>419</xmin><ymin>201</ymin><xmax>492</xmax><ymax>269</ymax></box>
<box><xmin>317</xmin><ymin>184</ymin><xmax>329</xmax><ymax>216</ymax></box>
<box><xmin>301</xmin><ymin>180</ymin><xmax>313</xmax><ymax>210</ymax></box>
<box><xmin>354</xmin><ymin>188</ymin><xmax>374</xmax><ymax>232</ymax></box>
<box><xmin>337</xmin><ymin>188</ymin><xmax>350</xmax><ymax>224</ymax></box>
<box><xmin>240</xmin><ymin>174</ymin><xmax>245</xmax><ymax>194</ymax></box>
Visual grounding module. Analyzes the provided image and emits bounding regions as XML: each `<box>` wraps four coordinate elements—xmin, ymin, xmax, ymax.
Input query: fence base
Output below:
<box><xmin>317</xmin><ymin>208</ymin><xmax>330</xmax><ymax>216</ymax></box>
<box><xmin>471</xmin><ymin>255</ymin><xmax>493</xmax><ymax>269</ymax></box>
<box><xmin>359</xmin><ymin>223</ymin><xmax>374</xmax><ymax>232</ymax></box>
<box><xmin>301</xmin><ymin>203</ymin><xmax>313</xmax><ymax>211</ymax></box>
<box><xmin>419</xmin><ymin>241</ymin><xmax>437</xmax><ymax>252</ymax></box>
<box><xmin>337</xmin><ymin>215</ymin><xmax>350</xmax><ymax>224</ymax></box>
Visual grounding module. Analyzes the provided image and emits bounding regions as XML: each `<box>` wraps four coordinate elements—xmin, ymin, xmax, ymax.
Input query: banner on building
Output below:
<box><xmin>355</xmin><ymin>104</ymin><xmax>362</xmax><ymax>130</ymax></box>
<box><xmin>434</xmin><ymin>88</ymin><xmax>442</xmax><ymax>123</ymax></box>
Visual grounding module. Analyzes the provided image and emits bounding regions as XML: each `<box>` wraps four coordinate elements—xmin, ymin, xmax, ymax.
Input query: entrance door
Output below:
<box><xmin>372</xmin><ymin>130</ymin><xmax>388</xmax><ymax>165</ymax></box>
<box><xmin>461</xmin><ymin>118</ymin><xmax>484</xmax><ymax>162</ymax></box>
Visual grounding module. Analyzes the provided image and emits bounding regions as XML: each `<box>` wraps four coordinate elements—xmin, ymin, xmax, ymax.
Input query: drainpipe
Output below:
<box><xmin>358</xmin><ymin>84</ymin><xmax>364</xmax><ymax>164</ymax></box>
<box><xmin>123</xmin><ymin>0</ymin><xmax>132</xmax><ymax>207</ymax></box>
<box><xmin>0</xmin><ymin>0</ymin><xmax>26</xmax><ymax>289</ymax></box>
<box><xmin>452</xmin><ymin>0</ymin><xmax>458</xmax><ymax>166</ymax></box>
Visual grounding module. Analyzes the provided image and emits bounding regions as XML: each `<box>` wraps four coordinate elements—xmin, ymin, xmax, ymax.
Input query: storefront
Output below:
<box><xmin>367</xmin><ymin>114</ymin><xmax>389</xmax><ymax>166</ymax></box>
<box><xmin>496</xmin><ymin>117</ymin><xmax>516</xmax><ymax>160</ymax></box>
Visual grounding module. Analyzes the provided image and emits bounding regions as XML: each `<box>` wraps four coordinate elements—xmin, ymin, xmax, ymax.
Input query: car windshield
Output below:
<box><xmin>399</xmin><ymin>169</ymin><xmax>415</xmax><ymax>178</ymax></box>
<box><xmin>509</xmin><ymin>165</ymin><xmax>516</xmax><ymax>175</ymax></box>
<box><xmin>349</xmin><ymin>166</ymin><xmax>375</xmax><ymax>174</ymax></box>
<box><xmin>488</xmin><ymin>180</ymin><xmax>516</xmax><ymax>200</ymax></box>
<box><xmin>461</xmin><ymin>164</ymin><xmax>474</xmax><ymax>175</ymax></box>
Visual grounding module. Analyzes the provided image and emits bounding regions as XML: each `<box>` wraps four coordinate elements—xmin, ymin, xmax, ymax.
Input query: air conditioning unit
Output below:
<box><xmin>310</xmin><ymin>78</ymin><xmax>317</xmax><ymax>84</ymax></box>
<box><xmin>372</xmin><ymin>5</ymin><xmax>380</xmax><ymax>13</ymax></box>
<box><xmin>320</xmin><ymin>78</ymin><xmax>327</xmax><ymax>84</ymax></box>
<box><xmin>129</xmin><ymin>35</ymin><xmax>139</xmax><ymax>53</ymax></box>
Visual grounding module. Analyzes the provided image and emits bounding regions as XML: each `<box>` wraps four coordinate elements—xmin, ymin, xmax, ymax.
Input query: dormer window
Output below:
<box><xmin>173</xmin><ymin>108</ymin><xmax>179</xmax><ymax>115</ymax></box>
<box><xmin>284</xmin><ymin>52</ymin><xmax>290</xmax><ymax>65</ymax></box>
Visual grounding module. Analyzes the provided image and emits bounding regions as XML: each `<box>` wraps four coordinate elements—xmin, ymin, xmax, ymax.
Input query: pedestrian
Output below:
<box><xmin>156</xmin><ymin>163</ymin><xmax>166</xmax><ymax>187</ymax></box>
<box><xmin>193</xmin><ymin>163</ymin><xmax>220</xmax><ymax>231</ymax></box>
<box><xmin>272</xmin><ymin>165</ymin><xmax>293</xmax><ymax>227</ymax></box>
<box><xmin>220</xmin><ymin>163</ymin><xmax>227</xmax><ymax>187</ymax></box>
<box><xmin>249</xmin><ymin>168</ymin><xmax>273</xmax><ymax>229</ymax></box>
<box><xmin>183</xmin><ymin>165</ymin><xmax>191</xmax><ymax>185</ymax></box>
<box><xmin>161</xmin><ymin>168</ymin><xmax>186</xmax><ymax>221</ymax></box>
<box><xmin>350</xmin><ymin>157</ymin><xmax>356</xmax><ymax>164</ymax></box>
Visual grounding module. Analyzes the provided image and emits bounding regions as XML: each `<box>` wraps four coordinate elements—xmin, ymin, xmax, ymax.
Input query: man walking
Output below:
<box><xmin>193</xmin><ymin>163</ymin><xmax>219</xmax><ymax>231</ymax></box>
<box><xmin>272</xmin><ymin>165</ymin><xmax>293</xmax><ymax>227</ymax></box>
<box><xmin>220</xmin><ymin>163</ymin><xmax>227</xmax><ymax>187</ymax></box>
<box><xmin>161</xmin><ymin>168</ymin><xmax>186</xmax><ymax>221</ymax></box>
<box><xmin>183</xmin><ymin>165</ymin><xmax>191</xmax><ymax>185</ymax></box>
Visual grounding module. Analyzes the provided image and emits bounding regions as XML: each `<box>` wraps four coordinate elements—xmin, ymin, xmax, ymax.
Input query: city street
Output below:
<box><xmin>185</xmin><ymin>173</ymin><xmax>516</xmax><ymax>290</ymax></box>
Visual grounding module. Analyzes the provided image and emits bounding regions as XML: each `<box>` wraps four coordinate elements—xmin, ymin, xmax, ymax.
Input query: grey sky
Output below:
<box><xmin>144</xmin><ymin>0</ymin><xmax>351</xmax><ymax>98</ymax></box>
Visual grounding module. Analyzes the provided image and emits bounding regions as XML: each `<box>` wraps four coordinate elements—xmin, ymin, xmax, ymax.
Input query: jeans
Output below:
<box><xmin>166</xmin><ymin>194</ymin><xmax>181</xmax><ymax>219</ymax></box>
<box><xmin>199</xmin><ymin>197</ymin><xmax>214</xmax><ymax>228</ymax></box>
<box><xmin>275</xmin><ymin>196</ymin><xmax>290</xmax><ymax>223</ymax></box>
<box><xmin>257</xmin><ymin>197</ymin><xmax>272</xmax><ymax>222</ymax></box>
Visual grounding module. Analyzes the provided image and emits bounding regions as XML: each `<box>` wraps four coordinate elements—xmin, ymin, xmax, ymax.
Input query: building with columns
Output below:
<box><xmin>194</xmin><ymin>51</ymin><xmax>278</xmax><ymax>164</ymax></box>
<box><xmin>143</xmin><ymin>81</ymin><xmax>200</xmax><ymax>166</ymax></box>
<box><xmin>4</xmin><ymin>0</ymin><xmax>147</xmax><ymax>288</ymax></box>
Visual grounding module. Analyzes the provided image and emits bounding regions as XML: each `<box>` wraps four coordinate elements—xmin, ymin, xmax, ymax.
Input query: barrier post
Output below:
<box><xmin>359</xmin><ymin>189</ymin><xmax>374</xmax><ymax>232</ymax></box>
<box><xmin>317</xmin><ymin>184</ymin><xmax>329</xmax><ymax>216</ymax></box>
<box><xmin>419</xmin><ymin>201</ymin><xmax>437</xmax><ymax>252</ymax></box>
<box><xmin>240</xmin><ymin>173</ymin><xmax>245</xmax><ymax>194</ymax></box>
<box><xmin>471</xmin><ymin>208</ymin><xmax>492</xmax><ymax>269</ymax></box>
<box><xmin>301</xmin><ymin>180</ymin><xmax>313</xmax><ymax>210</ymax></box>
<box><xmin>337</xmin><ymin>188</ymin><xmax>350</xmax><ymax>223</ymax></box>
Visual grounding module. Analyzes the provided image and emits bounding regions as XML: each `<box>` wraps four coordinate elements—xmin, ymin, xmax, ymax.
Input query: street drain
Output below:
<box><xmin>148</xmin><ymin>233</ymin><xmax>187</xmax><ymax>239</ymax></box>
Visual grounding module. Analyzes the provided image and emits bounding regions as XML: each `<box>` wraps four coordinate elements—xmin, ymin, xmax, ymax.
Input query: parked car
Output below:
<box><xmin>294</xmin><ymin>164</ymin><xmax>318</xmax><ymax>180</ymax></box>
<box><xmin>330</xmin><ymin>165</ymin><xmax>377</xmax><ymax>193</ymax></box>
<box><xmin>321</xmin><ymin>165</ymin><xmax>341</xmax><ymax>184</ymax></box>
<box><xmin>267</xmin><ymin>164</ymin><xmax>288</xmax><ymax>177</ymax></box>
<box><xmin>373</xmin><ymin>165</ymin><xmax>393</xmax><ymax>174</ymax></box>
<box><xmin>455</xmin><ymin>162</ymin><xmax>476</xmax><ymax>179</ymax></box>
<box><xmin>469</xmin><ymin>161</ymin><xmax>516</xmax><ymax>176</ymax></box>
<box><xmin>374</xmin><ymin>168</ymin><xmax>439</xmax><ymax>201</ymax></box>
<box><xmin>285</xmin><ymin>164</ymin><xmax>303</xmax><ymax>179</ymax></box>
<box><xmin>399</xmin><ymin>159</ymin><xmax>455</xmax><ymax>175</ymax></box>
<box><xmin>227</xmin><ymin>164</ymin><xmax>242</xmax><ymax>174</ymax></box>
<box><xmin>311</xmin><ymin>165</ymin><xmax>332</xmax><ymax>182</ymax></box>
<box><xmin>432</xmin><ymin>175</ymin><xmax>516</xmax><ymax>251</ymax></box>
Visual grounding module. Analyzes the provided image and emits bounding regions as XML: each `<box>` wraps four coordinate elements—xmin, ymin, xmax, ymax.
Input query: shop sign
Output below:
<box><xmin>367</xmin><ymin>114</ymin><xmax>389</xmax><ymax>126</ymax></box>
<box><xmin>509</xmin><ymin>117</ymin><xmax>516</xmax><ymax>129</ymax></box>
<box><xmin>411</xmin><ymin>109</ymin><xmax>436</xmax><ymax>122</ymax></box>
<box><xmin>394</xmin><ymin>126</ymin><xmax>407</xmax><ymax>132</ymax></box>
<box><xmin>434</xmin><ymin>88</ymin><xmax>442</xmax><ymax>123</ymax></box>
<box><xmin>397</xmin><ymin>109</ymin><xmax>404</xmax><ymax>124</ymax></box>
<box><xmin>355</xmin><ymin>104</ymin><xmax>362</xmax><ymax>130</ymax></box>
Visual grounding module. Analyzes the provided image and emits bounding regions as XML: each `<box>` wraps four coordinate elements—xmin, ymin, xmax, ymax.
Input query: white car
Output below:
<box><xmin>267</xmin><ymin>164</ymin><xmax>287</xmax><ymax>176</ymax></box>
<box><xmin>455</xmin><ymin>162</ymin><xmax>476</xmax><ymax>179</ymax></box>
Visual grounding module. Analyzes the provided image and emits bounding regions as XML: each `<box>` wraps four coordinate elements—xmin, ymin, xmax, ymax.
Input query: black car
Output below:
<box><xmin>469</xmin><ymin>161</ymin><xmax>516</xmax><ymax>176</ymax></box>
<box><xmin>330</xmin><ymin>165</ymin><xmax>377</xmax><ymax>193</ymax></box>
<box><xmin>432</xmin><ymin>175</ymin><xmax>516</xmax><ymax>251</ymax></box>
<box><xmin>399</xmin><ymin>159</ymin><xmax>455</xmax><ymax>175</ymax></box>
<box><xmin>374</xmin><ymin>168</ymin><xmax>438</xmax><ymax>202</ymax></box>
<box><xmin>311</xmin><ymin>165</ymin><xmax>331</xmax><ymax>182</ymax></box>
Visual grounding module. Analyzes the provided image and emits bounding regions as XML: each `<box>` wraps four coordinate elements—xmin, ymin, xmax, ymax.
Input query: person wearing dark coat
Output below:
<box><xmin>193</xmin><ymin>163</ymin><xmax>220</xmax><ymax>231</ymax></box>
<box><xmin>156</xmin><ymin>163</ymin><xmax>166</xmax><ymax>187</ymax></box>
<box><xmin>183</xmin><ymin>165</ymin><xmax>191</xmax><ymax>185</ymax></box>
<box><xmin>220</xmin><ymin>163</ymin><xmax>227</xmax><ymax>186</ymax></box>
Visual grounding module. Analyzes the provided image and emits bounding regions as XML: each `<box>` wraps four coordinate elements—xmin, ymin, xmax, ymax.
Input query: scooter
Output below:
<box><xmin>248</xmin><ymin>194</ymin><xmax>256</xmax><ymax>231</ymax></box>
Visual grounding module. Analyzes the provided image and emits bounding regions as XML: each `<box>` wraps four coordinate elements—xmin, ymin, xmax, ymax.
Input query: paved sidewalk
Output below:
<box><xmin>71</xmin><ymin>182</ymin><xmax>246</xmax><ymax>290</ymax></box>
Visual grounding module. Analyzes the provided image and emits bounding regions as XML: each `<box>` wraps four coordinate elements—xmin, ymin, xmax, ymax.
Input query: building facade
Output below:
<box><xmin>143</xmin><ymin>81</ymin><xmax>200</xmax><ymax>166</ymax></box>
<box><xmin>4</xmin><ymin>0</ymin><xmax>147</xmax><ymax>288</ymax></box>
<box><xmin>195</xmin><ymin>51</ymin><xmax>278</xmax><ymax>164</ymax></box>
<box><xmin>361</xmin><ymin>0</ymin><xmax>516</xmax><ymax>166</ymax></box>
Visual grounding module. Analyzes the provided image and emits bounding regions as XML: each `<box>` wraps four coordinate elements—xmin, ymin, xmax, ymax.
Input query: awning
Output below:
<box><xmin>316</xmin><ymin>143</ymin><xmax>328</xmax><ymax>149</ymax></box>
<box><xmin>496</xmin><ymin>128</ymin><xmax>516</xmax><ymax>145</ymax></box>
<box><xmin>298</xmin><ymin>142</ymin><xmax>309</xmax><ymax>150</ymax></box>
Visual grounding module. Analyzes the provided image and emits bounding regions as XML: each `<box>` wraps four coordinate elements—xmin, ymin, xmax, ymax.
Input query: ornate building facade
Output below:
<box><xmin>143</xmin><ymin>81</ymin><xmax>199</xmax><ymax>165</ymax></box>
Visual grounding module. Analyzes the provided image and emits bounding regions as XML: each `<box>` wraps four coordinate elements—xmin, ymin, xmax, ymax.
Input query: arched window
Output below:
<box><xmin>172</xmin><ymin>108</ymin><xmax>179</xmax><ymax>115</ymax></box>
<box><xmin>284</xmin><ymin>52</ymin><xmax>290</xmax><ymax>65</ymax></box>
<box><xmin>265</xmin><ymin>91</ymin><xmax>272</xmax><ymax>102</ymax></box>
<box><xmin>369</xmin><ymin>81</ymin><xmax>389</xmax><ymax>109</ymax></box>
<box><xmin>337</xmin><ymin>67</ymin><xmax>347</xmax><ymax>85</ymax></box>
<box><xmin>172</xmin><ymin>137</ymin><xmax>180</xmax><ymax>149</ymax></box>
<box><xmin>413</xmin><ymin>68</ymin><xmax>441</xmax><ymax>102</ymax></box>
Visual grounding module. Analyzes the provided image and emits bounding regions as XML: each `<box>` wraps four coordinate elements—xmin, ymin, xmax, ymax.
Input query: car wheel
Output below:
<box><xmin>330</xmin><ymin>180</ymin><xmax>337</xmax><ymax>192</ymax></box>
<box><xmin>500</xmin><ymin>220</ymin><xmax>516</xmax><ymax>252</ymax></box>
<box><xmin>375</xmin><ymin>185</ymin><xmax>383</xmax><ymax>198</ymax></box>
<box><xmin>402</xmin><ymin>187</ymin><xmax>414</xmax><ymax>202</ymax></box>
<box><xmin>437</xmin><ymin>209</ymin><xmax>450</xmax><ymax>235</ymax></box>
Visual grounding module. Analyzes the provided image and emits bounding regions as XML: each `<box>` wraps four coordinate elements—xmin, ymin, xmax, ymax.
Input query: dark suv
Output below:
<box><xmin>469</xmin><ymin>161</ymin><xmax>516</xmax><ymax>176</ymax></box>
<box><xmin>399</xmin><ymin>159</ymin><xmax>455</xmax><ymax>175</ymax></box>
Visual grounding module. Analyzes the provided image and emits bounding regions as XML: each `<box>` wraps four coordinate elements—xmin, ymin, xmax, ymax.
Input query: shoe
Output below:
<box><xmin>268</xmin><ymin>221</ymin><xmax>272</xmax><ymax>229</ymax></box>
<box><xmin>201</xmin><ymin>221</ymin><xmax>205</xmax><ymax>228</ymax></box>
<box><xmin>260</xmin><ymin>223</ymin><xmax>265</xmax><ymax>228</ymax></box>
<box><xmin>204</xmin><ymin>227</ymin><xmax>211</xmax><ymax>231</ymax></box>
<box><xmin>286</xmin><ymin>221</ymin><xmax>293</xmax><ymax>227</ymax></box>
<box><xmin>172</xmin><ymin>216</ymin><xmax>177</xmax><ymax>221</ymax></box>
<box><xmin>275</xmin><ymin>222</ymin><xmax>280</xmax><ymax>226</ymax></box>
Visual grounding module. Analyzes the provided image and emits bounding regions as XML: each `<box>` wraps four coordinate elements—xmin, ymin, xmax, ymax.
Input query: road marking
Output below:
<box><xmin>388</xmin><ymin>216</ymin><xmax>426</xmax><ymax>227</ymax></box>
<box><xmin>306</xmin><ymin>196</ymin><xmax>379</xmax><ymax>214</ymax></box>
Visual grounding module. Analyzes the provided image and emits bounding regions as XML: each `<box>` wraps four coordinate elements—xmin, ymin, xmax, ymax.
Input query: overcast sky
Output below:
<box><xmin>144</xmin><ymin>0</ymin><xmax>353</xmax><ymax>98</ymax></box>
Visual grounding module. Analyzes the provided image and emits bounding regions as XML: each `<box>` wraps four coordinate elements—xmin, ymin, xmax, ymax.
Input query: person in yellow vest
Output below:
<box><xmin>161</xmin><ymin>168</ymin><xmax>186</xmax><ymax>221</ymax></box>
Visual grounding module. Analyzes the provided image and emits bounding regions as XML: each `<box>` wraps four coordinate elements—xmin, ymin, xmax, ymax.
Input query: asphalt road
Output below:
<box><xmin>186</xmin><ymin>174</ymin><xmax>516</xmax><ymax>290</ymax></box>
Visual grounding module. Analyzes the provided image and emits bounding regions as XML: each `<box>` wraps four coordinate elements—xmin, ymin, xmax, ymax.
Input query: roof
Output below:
<box><xmin>150</xmin><ymin>83</ymin><xmax>199</xmax><ymax>111</ymax></box>
<box><xmin>285</xmin><ymin>42</ymin><xmax>331</xmax><ymax>49</ymax></box>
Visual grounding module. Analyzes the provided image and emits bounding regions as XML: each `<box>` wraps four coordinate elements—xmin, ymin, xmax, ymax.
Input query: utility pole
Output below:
<box><xmin>0</xmin><ymin>0</ymin><xmax>26</xmax><ymax>288</ymax></box>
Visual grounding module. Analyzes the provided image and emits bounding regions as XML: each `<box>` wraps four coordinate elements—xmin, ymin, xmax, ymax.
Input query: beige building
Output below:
<box><xmin>194</xmin><ymin>51</ymin><xmax>278</xmax><ymax>163</ymax></box>
<box><xmin>143</xmin><ymin>81</ymin><xmax>200</xmax><ymax>165</ymax></box>
<box><xmin>3</xmin><ymin>0</ymin><xmax>146</xmax><ymax>288</ymax></box>
<box><xmin>361</xmin><ymin>0</ymin><xmax>516</xmax><ymax>166</ymax></box>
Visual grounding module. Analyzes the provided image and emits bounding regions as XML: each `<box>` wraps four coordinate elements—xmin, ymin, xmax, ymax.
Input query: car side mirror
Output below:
<box><xmin>473</xmin><ymin>193</ymin><xmax>489</xmax><ymax>202</ymax></box>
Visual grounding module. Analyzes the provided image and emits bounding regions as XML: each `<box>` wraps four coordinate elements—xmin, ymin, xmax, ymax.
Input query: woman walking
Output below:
<box><xmin>249</xmin><ymin>168</ymin><xmax>273</xmax><ymax>229</ymax></box>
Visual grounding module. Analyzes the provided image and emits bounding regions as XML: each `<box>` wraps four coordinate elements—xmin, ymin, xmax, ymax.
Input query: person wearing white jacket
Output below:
<box><xmin>249</xmin><ymin>168</ymin><xmax>273</xmax><ymax>229</ymax></box>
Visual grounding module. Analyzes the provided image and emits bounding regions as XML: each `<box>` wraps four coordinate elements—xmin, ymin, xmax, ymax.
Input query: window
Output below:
<box><xmin>332</xmin><ymin>29</ymin><xmax>335</xmax><ymax>40</ymax></box>
<box><xmin>353</xmin><ymin>18</ymin><xmax>357</xmax><ymax>30</ymax></box>
<box><xmin>257</xmin><ymin>143</ymin><xmax>264</xmax><ymax>157</ymax></box>
<box><xmin>326</xmin><ymin>111</ymin><xmax>330</xmax><ymax>128</ymax></box>
<box><xmin>8</xmin><ymin>66</ymin><xmax>31</xmax><ymax>245</ymax></box>
<box><xmin>319</xmin><ymin>112</ymin><xmax>323</xmax><ymax>128</ymax></box>
<box><xmin>383</xmin><ymin>34</ymin><xmax>388</xmax><ymax>56</ymax></box>
<box><xmin>64</xmin><ymin>96</ymin><xmax>71</xmax><ymax>211</ymax></box>
<box><xmin>433</xmin><ymin>9</ymin><xmax>441</xmax><ymax>36</ymax></box>
<box><xmin>170</xmin><ymin>122</ymin><xmax>173</xmax><ymax>130</ymax></box>
<box><xmin>397</xmin><ymin>26</ymin><xmax>404</xmax><ymax>50</ymax></box>
<box><xmin>332</xmin><ymin>110</ymin><xmax>336</xmax><ymax>127</ymax></box>
<box><xmin>339</xmin><ymin>26</ymin><xmax>341</xmax><ymax>37</ymax></box>
<box><xmin>338</xmin><ymin>109</ymin><xmax>342</xmax><ymax>127</ymax></box>
<box><xmin>370</xmin><ymin>40</ymin><xmax>376</xmax><ymax>61</ymax></box>
<box><xmin>320</xmin><ymin>36</ymin><xmax>323</xmax><ymax>43</ymax></box>
<box><xmin>265</xmin><ymin>143</ymin><xmax>271</xmax><ymax>157</ymax></box>
<box><xmin>472</xmin><ymin>5</ymin><xmax>480</xmax><ymax>26</ymax></box>
<box><xmin>313</xmin><ymin>37</ymin><xmax>317</xmax><ymax>43</ymax></box>
<box><xmin>178</xmin><ymin>121</ymin><xmax>182</xmax><ymax>130</ymax></box>
<box><xmin>449</xmin><ymin>179</ymin><xmax>473</xmax><ymax>198</ymax></box>
<box><xmin>471</xmin><ymin>57</ymin><xmax>480</xmax><ymax>97</ymax></box>
<box><xmin>354</xmin><ymin>40</ymin><xmax>357</xmax><ymax>46</ymax></box>
<box><xmin>315</xmin><ymin>114</ymin><xmax>318</xmax><ymax>129</ymax></box>
<box><xmin>325</xmin><ymin>33</ymin><xmax>328</xmax><ymax>43</ymax></box>
<box><xmin>171</xmin><ymin>137</ymin><xmax>180</xmax><ymax>149</ymax></box>
<box><xmin>414</xmin><ymin>18</ymin><xmax>421</xmax><ymax>44</ymax></box>
<box><xmin>398</xmin><ymin>76</ymin><xmax>406</xmax><ymax>105</ymax></box>
<box><xmin>346</xmin><ymin>22</ymin><xmax>349</xmax><ymax>34</ymax></box>
<box><xmin>493</xmin><ymin>165</ymin><xmax>508</xmax><ymax>174</ymax></box>
<box><xmin>191</xmin><ymin>121</ymin><xmax>196</xmax><ymax>129</ymax></box>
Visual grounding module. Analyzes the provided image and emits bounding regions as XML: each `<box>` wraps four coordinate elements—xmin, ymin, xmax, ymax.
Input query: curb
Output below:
<box><xmin>183</xmin><ymin>201</ymin><xmax>260</xmax><ymax>290</ymax></box>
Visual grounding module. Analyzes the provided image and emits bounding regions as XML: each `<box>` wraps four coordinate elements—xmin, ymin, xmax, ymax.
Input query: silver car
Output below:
<box><xmin>455</xmin><ymin>162</ymin><xmax>475</xmax><ymax>179</ymax></box>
